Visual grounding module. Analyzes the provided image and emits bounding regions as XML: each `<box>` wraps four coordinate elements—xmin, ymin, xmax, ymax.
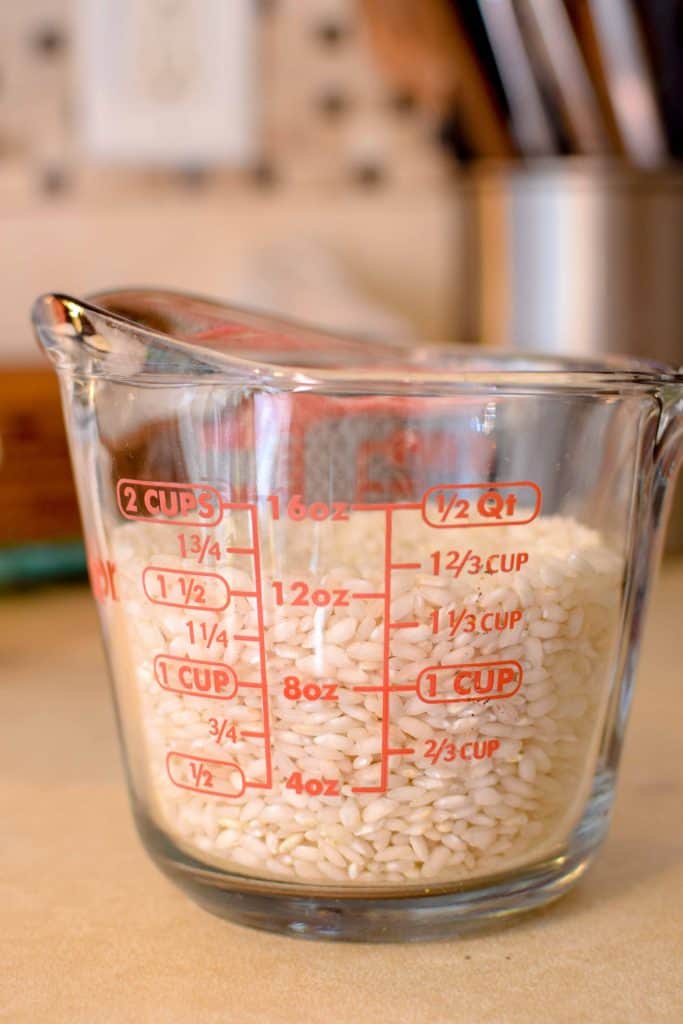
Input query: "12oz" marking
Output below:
<box><xmin>272</xmin><ymin>580</ymin><xmax>350</xmax><ymax>608</ymax></box>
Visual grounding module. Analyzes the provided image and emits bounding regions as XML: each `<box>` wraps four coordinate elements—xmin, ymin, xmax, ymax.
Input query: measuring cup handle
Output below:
<box><xmin>654</xmin><ymin>379</ymin><xmax>683</xmax><ymax>486</ymax></box>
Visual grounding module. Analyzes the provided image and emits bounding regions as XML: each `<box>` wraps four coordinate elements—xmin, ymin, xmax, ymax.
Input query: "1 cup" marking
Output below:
<box><xmin>422</xmin><ymin>482</ymin><xmax>542</xmax><ymax>528</ymax></box>
<box><xmin>154</xmin><ymin>655</ymin><xmax>238</xmax><ymax>700</ymax></box>
<box><xmin>166</xmin><ymin>752</ymin><xmax>246</xmax><ymax>798</ymax></box>
<box><xmin>417</xmin><ymin>660</ymin><xmax>523</xmax><ymax>704</ymax></box>
<box><xmin>117</xmin><ymin>479</ymin><xmax>223</xmax><ymax>526</ymax></box>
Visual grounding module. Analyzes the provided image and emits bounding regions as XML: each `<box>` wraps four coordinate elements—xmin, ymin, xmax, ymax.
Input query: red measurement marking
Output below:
<box><xmin>430</xmin><ymin>549</ymin><xmax>529</xmax><ymax>578</ymax></box>
<box><xmin>117</xmin><ymin>479</ymin><xmax>223</xmax><ymax>526</ymax></box>
<box><xmin>249</xmin><ymin>505</ymin><xmax>273</xmax><ymax>790</ymax></box>
<box><xmin>390</xmin><ymin>562</ymin><xmax>421</xmax><ymax>570</ymax></box>
<box><xmin>387</xmin><ymin>747</ymin><xmax>415</xmax><ymax>756</ymax></box>
<box><xmin>445</xmin><ymin>548</ymin><xmax>473</xmax><ymax>577</ymax></box>
<box><xmin>417</xmin><ymin>660</ymin><xmax>523</xmax><ymax>704</ymax></box>
<box><xmin>225</xmin><ymin>546</ymin><xmax>256</xmax><ymax>555</ymax></box>
<box><xmin>434</xmin><ymin>608</ymin><xmax>467</xmax><ymax>637</ymax></box>
<box><xmin>350</xmin><ymin>502</ymin><xmax>421</xmax><ymax>511</ymax></box>
<box><xmin>351</xmin><ymin>685</ymin><xmax>416</xmax><ymax>695</ymax></box>
<box><xmin>423</xmin><ymin>737</ymin><xmax>500</xmax><ymax>764</ymax></box>
<box><xmin>219</xmin><ymin>501</ymin><xmax>254</xmax><ymax>511</ymax></box>
<box><xmin>389</xmin><ymin>620</ymin><xmax>420</xmax><ymax>629</ymax></box>
<box><xmin>432</xmin><ymin>607</ymin><xmax>523</xmax><ymax>637</ymax></box>
<box><xmin>424</xmin><ymin>738</ymin><xmax>455</xmax><ymax>765</ymax></box>
<box><xmin>380</xmin><ymin>508</ymin><xmax>392</xmax><ymax>790</ymax></box>
<box><xmin>348</xmin><ymin>508</ymin><xmax>397</xmax><ymax>797</ymax></box>
<box><xmin>273</xmin><ymin>581</ymin><xmax>351</xmax><ymax>608</ymax></box>
<box><xmin>283</xmin><ymin>676</ymin><xmax>339</xmax><ymax>702</ymax></box>
<box><xmin>143</xmin><ymin>567</ymin><xmax>230</xmax><ymax>611</ymax></box>
<box><xmin>87</xmin><ymin>556</ymin><xmax>118</xmax><ymax>603</ymax></box>
<box><xmin>209</xmin><ymin>718</ymin><xmax>240</xmax><ymax>744</ymax></box>
<box><xmin>231</xmin><ymin>590</ymin><xmax>258</xmax><ymax>598</ymax></box>
<box><xmin>286</xmin><ymin>771</ymin><xmax>340</xmax><ymax>797</ymax></box>
<box><xmin>234</xmin><ymin>634</ymin><xmax>260</xmax><ymax>642</ymax></box>
<box><xmin>351</xmin><ymin>591</ymin><xmax>386</xmax><ymax>600</ymax></box>
<box><xmin>267</xmin><ymin>494</ymin><xmax>351</xmax><ymax>522</ymax></box>
<box><xmin>199</xmin><ymin>536</ymin><xmax>212</xmax><ymax>563</ymax></box>
<box><xmin>241</xmin><ymin>729</ymin><xmax>265</xmax><ymax>738</ymax></box>
<box><xmin>154</xmin><ymin>655</ymin><xmax>238</xmax><ymax>700</ymax></box>
<box><xmin>166</xmin><ymin>752</ymin><xmax>245</xmax><ymax>798</ymax></box>
<box><xmin>422</xmin><ymin>482</ymin><xmax>542</xmax><ymax>529</ymax></box>
<box><xmin>184</xmin><ymin>620</ymin><xmax>228</xmax><ymax>649</ymax></box>
<box><xmin>437</xmin><ymin>492</ymin><xmax>461</xmax><ymax>523</ymax></box>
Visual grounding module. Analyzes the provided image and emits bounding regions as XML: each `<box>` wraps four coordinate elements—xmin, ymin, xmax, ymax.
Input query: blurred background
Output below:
<box><xmin>0</xmin><ymin>0</ymin><xmax>681</xmax><ymax>582</ymax></box>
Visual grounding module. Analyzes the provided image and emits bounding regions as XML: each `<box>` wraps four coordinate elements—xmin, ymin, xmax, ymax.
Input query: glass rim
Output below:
<box><xmin>33</xmin><ymin>289</ymin><xmax>683</xmax><ymax>392</ymax></box>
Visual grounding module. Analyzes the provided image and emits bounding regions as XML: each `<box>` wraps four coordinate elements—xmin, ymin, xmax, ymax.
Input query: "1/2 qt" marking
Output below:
<box><xmin>422</xmin><ymin>482</ymin><xmax>542</xmax><ymax>528</ymax></box>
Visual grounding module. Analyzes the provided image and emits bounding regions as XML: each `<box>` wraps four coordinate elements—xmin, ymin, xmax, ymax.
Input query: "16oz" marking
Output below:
<box><xmin>267</xmin><ymin>494</ymin><xmax>350</xmax><ymax>522</ymax></box>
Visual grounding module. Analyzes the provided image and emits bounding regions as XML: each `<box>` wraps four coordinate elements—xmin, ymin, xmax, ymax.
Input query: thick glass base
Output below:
<box><xmin>133</xmin><ymin>772</ymin><xmax>614</xmax><ymax>941</ymax></box>
<box><xmin>181</xmin><ymin>852</ymin><xmax>594</xmax><ymax>942</ymax></box>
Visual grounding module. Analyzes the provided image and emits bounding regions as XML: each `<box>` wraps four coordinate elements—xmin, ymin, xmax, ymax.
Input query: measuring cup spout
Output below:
<box><xmin>31</xmin><ymin>291</ymin><xmax>242</xmax><ymax>380</ymax></box>
<box><xmin>32</xmin><ymin>287</ymin><xmax>419</xmax><ymax>386</ymax></box>
<box><xmin>32</xmin><ymin>293</ymin><xmax>111</xmax><ymax>373</ymax></box>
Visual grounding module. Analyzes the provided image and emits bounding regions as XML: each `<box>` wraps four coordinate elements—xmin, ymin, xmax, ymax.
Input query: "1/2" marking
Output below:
<box><xmin>166</xmin><ymin>752</ymin><xmax>245</xmax><ymax>798</ymax></box>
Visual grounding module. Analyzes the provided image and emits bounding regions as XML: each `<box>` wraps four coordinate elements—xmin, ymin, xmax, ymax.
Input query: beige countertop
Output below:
<box><xmin>2</xmin><ymin>564</ymin><xmax>682</xmax><ymax>1024</ymax></box>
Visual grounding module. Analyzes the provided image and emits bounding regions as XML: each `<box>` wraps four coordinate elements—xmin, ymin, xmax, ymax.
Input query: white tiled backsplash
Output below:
<box><xmin>0</xmin><ymin>1</ymin><xmax>457</xmax><ymax>362</ymax></box>
<box><xmin>0</xmin><ymin>0</ymin><xmax>449</xmax><ymax>191</ymax></box>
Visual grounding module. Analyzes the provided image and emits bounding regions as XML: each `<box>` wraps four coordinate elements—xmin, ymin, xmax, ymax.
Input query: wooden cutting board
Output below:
<box><xmin>0</xmin><ymin>368</ymin><xmax>82</xmax><ymax>545</ymax></box>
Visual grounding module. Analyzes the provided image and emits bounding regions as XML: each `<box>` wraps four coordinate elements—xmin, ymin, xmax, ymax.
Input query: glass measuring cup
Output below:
<box><xmin>32</xmin><ymin>289</ymin><xmax>683</xmax><ymax>941</ymax></box>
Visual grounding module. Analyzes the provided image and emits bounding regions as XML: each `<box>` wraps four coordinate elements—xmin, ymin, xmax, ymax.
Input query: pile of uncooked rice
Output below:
<box><xmin>108</xmin><ymin>510</ymin><xmax>622</xmax><ymax>886</ymax></box>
